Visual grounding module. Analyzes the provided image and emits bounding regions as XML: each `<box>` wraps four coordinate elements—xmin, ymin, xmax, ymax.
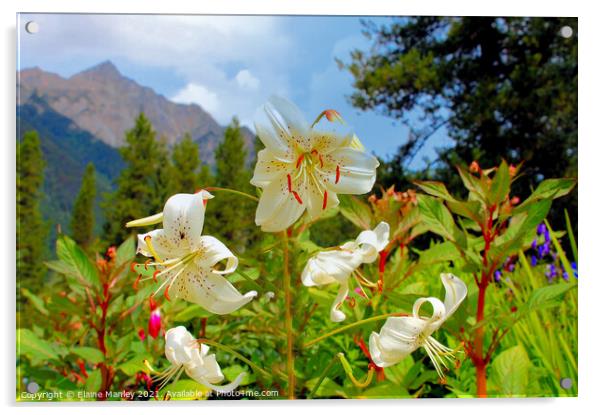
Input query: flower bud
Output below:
<box><xmin>148</xmin><ymin>309</ymin><xmax>162</xmax><ymax>339</ymax></box>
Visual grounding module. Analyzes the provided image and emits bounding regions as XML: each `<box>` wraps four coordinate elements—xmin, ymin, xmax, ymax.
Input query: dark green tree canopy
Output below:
<box><xmin>70</xmin><ymin>163</ymin><xmax>96</xmax><ymax>248</ymax></box>
<box><xmin>17</xmin><ymin>130</ymin><xmax>47</xmax><ymax>293</ymax></box>
<box><xmin>172</xmin><ymin>133</ymin><xmax>202</xmax><ymax>194</ymax></box>
<box><xmin>102</xmin><ymin>113</ymin><xmax>172</xmax><ymax>245</ymax></box>
<box><xmin>343</xmin><ymin>16</ymin><xmax>577</xmax><ymax>224</ymax></box>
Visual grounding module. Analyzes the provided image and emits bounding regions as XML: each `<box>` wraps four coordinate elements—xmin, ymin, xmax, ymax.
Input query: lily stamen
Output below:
<box><xmin>144</xmin><ymin>236</ymin><xmax>164</xmax><ymax>264</ymax></box>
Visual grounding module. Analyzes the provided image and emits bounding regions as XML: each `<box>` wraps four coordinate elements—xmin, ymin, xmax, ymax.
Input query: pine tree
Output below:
<box><xmin>172</xmin><ymin>133</ymin><xmax>201</xmax><ymax>193</ymax></box>
<box><xmin>206</xmin><ymin>118</ymin><xmax>256</xmax><ymax>251</ymax></box>
<box><xmin>102</xmin><ymin>113</ymin><xmax>172</xmax><ymax>245</ymax></box>
<box><xmin>198</xmin><ymin>164</ymin><xmax>214</xmax><ymax>189</ymax></box>
<box><xmin>17</xmin><ymin>130</ymin><xmax>47</xmax><ymax>293</ymax></box>
<box><xmin>70</xmin><ymin>163</ymin><xmax>96</xmax><ymax>248</ymax></box>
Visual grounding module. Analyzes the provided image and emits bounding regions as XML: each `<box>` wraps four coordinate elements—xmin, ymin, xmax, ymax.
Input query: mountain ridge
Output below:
<box><xmin>18</xmin><ymin>61</ymin><xmax>255</xmax><ymax>163</ymax></box>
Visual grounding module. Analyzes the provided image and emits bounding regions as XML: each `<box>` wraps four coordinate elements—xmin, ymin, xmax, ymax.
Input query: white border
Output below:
<box><xmin>2</xmin><ymin>1</ymin><xmax>600</xmax><ymax>415</ymax></box>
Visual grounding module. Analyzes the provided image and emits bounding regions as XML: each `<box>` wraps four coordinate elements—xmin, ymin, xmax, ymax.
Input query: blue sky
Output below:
<box><xmin>17</xmin><ymin>13</ymin><xmax>452</xmax><ymax>169</ymax></box>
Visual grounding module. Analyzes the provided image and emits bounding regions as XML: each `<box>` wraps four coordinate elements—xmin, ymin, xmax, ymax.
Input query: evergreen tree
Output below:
<box><xmin>103</xmin><ymin>113</ymin><xmax>172</xmax><ymax>244</ymax></box>
<box><xmin>343</xmin><ymin>17</ymin><xmax>577</xmax><ymax>228</ymax></box>
<box><xmin>172</xmin><ymin>133</ymin><xmax>201</xmax><ymax>193</ymax></box>
<box><xmin>17</xmin><ymin>130</ymin><xmax>47</xmax><ymax>293</ymax></box>
<box><xmin>70</xmin><ymin>163</ymin><xmax>96</xmax><ymax>248</ymax></box>
<box><xmin>198</xmin><ymin>164</ymin><xmax>214</xmax><ymax>189</ymax></box>
<box><xmin>206</xmin><ymin>118</ymin><xmax>256</xmax><ymax>251</ymax></box>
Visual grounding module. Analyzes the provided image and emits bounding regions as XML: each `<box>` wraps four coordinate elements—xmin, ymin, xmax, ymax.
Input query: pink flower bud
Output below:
<box><xmin>148</xmin><ymin>309</ymin><xmax>161</xmax><ymax>339</ymax></box>
<box><xmin>138</xmin><ymin>328</ymin><xmax>146</xmax><ymax>341</ymax></box>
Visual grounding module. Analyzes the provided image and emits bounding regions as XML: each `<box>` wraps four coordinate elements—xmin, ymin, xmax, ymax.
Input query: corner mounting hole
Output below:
<box><xmin>560</xmin><ymin>26</ymin><xmax>573</xmax><ymax>39</ymax></box>
<box><xmin>25</xmin><ymin>21</ymin><xmax>39</xmax><ymax>34</ymax></box>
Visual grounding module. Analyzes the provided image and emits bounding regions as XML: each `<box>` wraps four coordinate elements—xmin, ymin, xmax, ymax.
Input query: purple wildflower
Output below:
<box><xmin>537</xmin><ymin>223</ymin><xmax>546</xmax><ymax>235</ymax></box>
<box><xmin>494</xmin><ymin>270</ymin><xmax>502</xmax><ymax>282</ymax></box>
<box><xmin>531</xmin><ymin>255</ymin><xmax>538</xmax><ymax>266</ymax></box>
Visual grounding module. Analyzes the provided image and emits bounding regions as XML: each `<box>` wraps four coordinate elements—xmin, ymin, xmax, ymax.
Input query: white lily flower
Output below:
<box><xmin>156</xmin><ymin>326</ymin><xmax>245</xmax><ymax>393</ymax></box>
<box><xmin>369</xmin><ymin>273</ymin><xmax>467</xmax><ymax>378</ymax></box>
<box><xmin>131</xmin><ymin>191</ymin><xmax>257</xmax><ymax>314</ymax></box>
<box><xmin>302</xmin><ymin>222</ymin><xmax>390</xmax><ymax>322</ymax></box>
<box><xmin>251</xmin><ymin>96</ymin><xmax>380</xmax><ymax>232</ymax></box>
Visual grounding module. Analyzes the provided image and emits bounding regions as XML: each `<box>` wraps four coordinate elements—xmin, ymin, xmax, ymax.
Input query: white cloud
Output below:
<box><xmin>235</xmin><ymin>69</ymin><xmax>260</xmax><ymax>90</ymax></box>
<box><xmin>171</xmin><ymin>83</ymin><xmax>220</xmax><ymax>114</ymax></box>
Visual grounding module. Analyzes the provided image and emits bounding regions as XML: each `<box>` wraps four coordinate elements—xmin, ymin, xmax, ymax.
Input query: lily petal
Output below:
<box><xmin>186</xmin><ymin>346</ymin><xmax>224</xmax><ymax>384</ymax></box>
<box><xmin>355</xmin><ymin>221</ymin><xmax>390</xmax><ymax>263</ymax></box>
<box><xmin>197</xmin><ymin>373</ymin><xmax>246</xmax><ymax>394</ymax></box>
<box><xmin>330</xmin><ymin>279</ymin><xmax>349</xmax><ymax>322</ymax></box>
<box><xmin>164</xmin><ymin>326</ymin><xmax>196</xmax><ymax>366</ymax></box>
<box><xmin>255</xmin><ymin>174</ymin><xmax>305</xmax><ymax>232</ymax></box>
<box><xmin>436</xmin><ymin>273</ymin><xmax>467</xmax><ymax>328</ymax></box>
<box><xmin>412</xmin><ymin>297</ymin><xmax>446</xmax><ymax>331</ymax></box>
<box><xmin>195</xmin><ymin>236</ymin><xmax>238</xmax><ymax>275</ymax></box>
<box><xmin>254</xmin><ymin>121</ymin><xmax>291</xmax><ymax>158</ymax></box>
<box><xmin>369</xmin><ymin>316</ymin><xmax>427</xmax><ymax>367</ymax></box>
<box><xmin>172</xmin><ymin>268</ymin><xmax>257</xmax><ymax>315</ymax></box>
<box><xmin>324</xmin><ymin>147</ymin><xmax>379</xmax><ymax>195</ymax></box>
<box><xmin>267</xmin><ymin>95</ymin><xmax>310</xmax><ymax>139</ymax></box>
<box><xmin>137</xmin><ymin>229</ymin><xmax>187</xmax><ymax>261</ymax></box>
<box><xmin>301</xmin><ymin>249</ymin><xmax>363</xmax><ymax>287</ymax></box>
<box><xmin>250</xmin><ymin>148</ymin><xmax>293</xmax><ymax>188</ymax></box>
<box><xmin>162</xmin><ymin>192</ymin><xmax>213</xmax><ymax>252</ymax></box>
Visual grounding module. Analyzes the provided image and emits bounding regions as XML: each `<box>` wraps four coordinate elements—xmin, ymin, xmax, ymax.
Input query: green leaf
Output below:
<box><xmin>20</xmin><ymin>288</ymin><xmax>49</xmax><ymax>316</ymax></box>
<box><xmin>71</xmin><ymin>346</ymin><xmax>105</xmax><ymax>364</ymax></box>
<box><xmin>490</xmin><ymin>199</ymin><xmax>552</xmax><ymax>261</ymax></box>
<box><xmin>414</xmin><ymin>180</ymin><xmax>455</xmax><ymax>201</ymax></box>
<box><xmin>114</xmin><ymin>236</ymin><xmax>136</xmax><ymax>270</ymax></box>
<box><xmin>117</xmin><ymin>353</ymin><xmax>153</xmax><ymax>376</ymax></box>
<box><xmin>173</xmin><ymin>304</ymin><xmax>212</xmax><ymax>322</ymax></box>
<box><xmin>222</xmin><ymin>364</ymin><xmax>256</xmax><ymax>386</ymax></box>
<box><xmin>524</xmin><ymin>283</ymin><xmax>575</xmax><ymax>314</ymax></box>
<box><xmin>85</xmin><ymin>369</ymin><xmax>102</xmax><ymax>393</ymax></box>
<box><xmin>488</xmin><ymin>160</ymin><xmax>511</xmax><ymax>205</ymax></box>
<box><xmin>516</xmin><ymin>178</ymin><xmax>576</xmax><ymax>212</ymax></box>
<box><xmin>457</xmin><ymin>166</ymin><xmax>487</xmax><ymax>202</ymax></box>
<box><xmin>490</xmin><ymin>345</ymin><xmax>531</xmax><ymax>396</ymax></box>
<box><xmin>338</xmin><ymin>194</ymin><xmax>373</xmax><ymax>229</ymax></box>
<box><xmin>17</xmin><ymin>329</ymin><xmax>59</xmax><ymax>363</ymax></box>
<box><xmin>417</xmin><ymin>195</ymin><xmax>464</xmax><ymax>246</ymax></box>
<box><xmin>416</xmin><ymin>241</ymin><xmax>461</xmax><ymax>266</ymax></box>
<box><xmin>56</xmin><ymin>235</ymin><xmax>100</xmax><ymax>288</ymax></box>
<box><xmin>446</xmin><ymin>199</ymin><xmax>484</xmax><ymax>225</ymax></box>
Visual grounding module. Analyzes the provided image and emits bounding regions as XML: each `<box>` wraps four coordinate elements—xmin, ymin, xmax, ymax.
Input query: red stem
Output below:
<box><xmin>472</xmin><ymin>206</ymin><xmax>496</xmax><ymax>397</ymax></box>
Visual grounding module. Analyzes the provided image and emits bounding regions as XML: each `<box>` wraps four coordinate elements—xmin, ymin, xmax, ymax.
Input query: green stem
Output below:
<box><xmin>198</xmin><ymin>339</ymin><xmax>285</xmax><ymax>382</ymax></box>
<box><xmin>303</xmin><ymin>313</ymin><xmax>406</xmax><ymax>348</ymax></box>
<box><xmin>282</xmin><ymin>230</ymin><xmax>295</xmax><ymax>399</ymax></box>
<box><xmin>307</xmin><ymin>354</ymin><xmax>339</xmax><ymax>399</ymax></box>
<box><xmin>338</xmin><ymin>353</ymin><xmax>374</xmax><ymax>388</ymax></box>
<box><xmin>204</xmin><ymin>186</ymin><xmax>259</xmax><ymax>202</ymax></box>
<box><xmin>235</xmin><ymin>268</ymin><xmax>263</xmax><ymax>291</ymax></box>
